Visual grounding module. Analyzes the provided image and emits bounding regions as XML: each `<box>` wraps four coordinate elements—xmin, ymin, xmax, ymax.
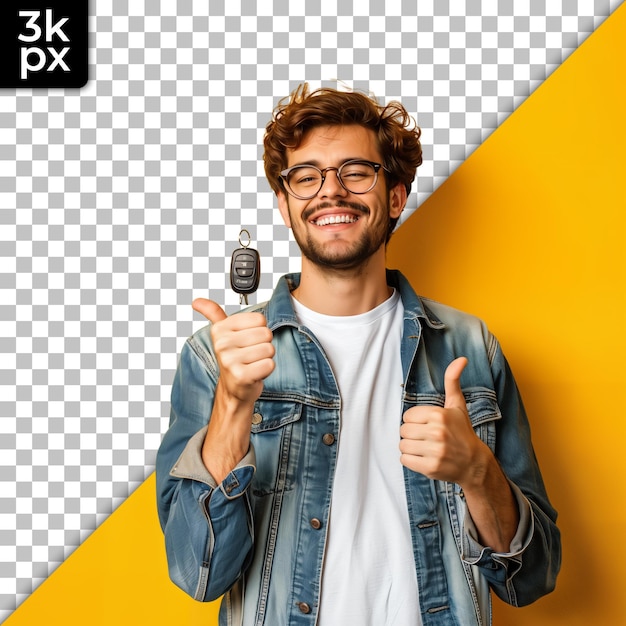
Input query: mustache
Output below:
<box><xmin>301</xmin><ymin>201</ymin><xmax>370</xmax><ymax>222</ymax></box>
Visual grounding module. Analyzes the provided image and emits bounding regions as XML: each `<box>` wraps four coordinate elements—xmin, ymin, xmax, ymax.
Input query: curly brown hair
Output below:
<box><xmin>263</xmin><ymin>83</ymin><xmax>423</xmax><ymax>204</ymax></box>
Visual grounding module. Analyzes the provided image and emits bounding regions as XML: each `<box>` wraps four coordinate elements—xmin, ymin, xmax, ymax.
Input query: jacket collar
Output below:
<box><xmin>262</xmin><ymin>270</ymin><xmax>445</xmax><ymax>331</ymax></box>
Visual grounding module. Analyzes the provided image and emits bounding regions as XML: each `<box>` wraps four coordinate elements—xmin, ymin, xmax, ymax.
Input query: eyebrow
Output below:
<box><xmin>288</xmin><ymin>157</ymin><xmax>372</xmax><ymax>168</ymax></box>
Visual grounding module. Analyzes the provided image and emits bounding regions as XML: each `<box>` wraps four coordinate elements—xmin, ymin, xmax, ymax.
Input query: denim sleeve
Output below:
<box><xmin>155</xmin><ymin>334</ymin><xmax>255</xmax><ymax>602</ymax></box>
<box><xmin>463</xmin><ymin>333</ymin><xmax>562</xmax><ymax>607</ymax></box>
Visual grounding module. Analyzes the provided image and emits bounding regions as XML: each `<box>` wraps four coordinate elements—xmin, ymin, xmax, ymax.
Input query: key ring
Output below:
<box><xmin>239</xmin><ymin>229</ymin><xmax>251</xmax><ymax>249</ymax></box>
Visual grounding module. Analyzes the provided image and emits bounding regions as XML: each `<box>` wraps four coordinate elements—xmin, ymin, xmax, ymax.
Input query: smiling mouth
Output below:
<box><xmin>312</xmin><ymin>214</ymin><xmax>360</xmax><ymax>226</ymax></box>
<box><xmin>302</xmin><ymin>201</ymin><xmax>369</xmax><ymax>225</ymax></box>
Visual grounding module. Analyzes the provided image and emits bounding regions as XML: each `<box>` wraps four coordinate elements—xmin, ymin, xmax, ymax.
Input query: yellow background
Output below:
<box><xmin>6</xmin><ymin>5</ymin><xmax>625</xmax><ymax>625</ymax></box>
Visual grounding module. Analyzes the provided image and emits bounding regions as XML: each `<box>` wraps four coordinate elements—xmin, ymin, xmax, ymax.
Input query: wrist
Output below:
<box><xmin>459</xmin><ymin>440</ymin><xmax>496</xmax><ymax>494</ymax></box>
<box><xmin>202</xmin><ymin>383</ymin><xmax>255</xmax><ymax>484</ymax></box>
<box><xmin>202</xmin><ymin>435</ymin><xmax>250</xmax><ymax>485</ymax></box>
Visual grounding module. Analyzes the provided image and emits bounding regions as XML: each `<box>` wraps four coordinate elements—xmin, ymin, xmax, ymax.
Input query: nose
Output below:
<box><xmin>318</xmin><ymin>167</ymin><xmax>347</xmax><ymax>197</ymax></box>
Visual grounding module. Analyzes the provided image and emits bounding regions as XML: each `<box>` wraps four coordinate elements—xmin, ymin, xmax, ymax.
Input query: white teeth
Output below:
<box><xmin>314</xmin><ymin>215</ymin><xmax>359</xmax><ymax>226</ymax></box>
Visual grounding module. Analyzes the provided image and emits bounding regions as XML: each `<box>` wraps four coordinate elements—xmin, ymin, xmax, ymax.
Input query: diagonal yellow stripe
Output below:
<box><xmin>4</xmin><ymin>474</ymin><xmax>220</xmax><ymax>625</ymax></box>
<box><xmin>6</xmin><ymin>4</ymin><xmax>626</xmax><ymax>625</ymax></box>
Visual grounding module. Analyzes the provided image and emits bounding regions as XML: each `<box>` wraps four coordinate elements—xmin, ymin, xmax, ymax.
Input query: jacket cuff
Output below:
<box><xmin>169</xmin><ymin>424</ymin><xmax>256</xmax><ymax>490</ymax></box>
<box><xmin>462</xmin><ymin>480</ymin><xmax>533</xmax><ymax>564</ymax></box>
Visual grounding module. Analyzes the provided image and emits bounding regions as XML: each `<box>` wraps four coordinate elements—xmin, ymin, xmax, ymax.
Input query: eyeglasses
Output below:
<box><xmin>279</xmin><ymin>159</ymin><xmax>388</xmax><ymax>200</ymax></box>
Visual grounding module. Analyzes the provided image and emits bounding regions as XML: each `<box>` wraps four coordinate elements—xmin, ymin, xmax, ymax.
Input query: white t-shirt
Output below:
<box><xmin>292</xmin><ymin>290</ymin><xmax>422</xmax><ymax>626</ymax></box>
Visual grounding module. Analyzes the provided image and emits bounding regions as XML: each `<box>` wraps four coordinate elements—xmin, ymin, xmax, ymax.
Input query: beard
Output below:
<box><xmin>289</xmin><ymin>199</ymin><xmax>391</xmax><ymax>271</ymax></box>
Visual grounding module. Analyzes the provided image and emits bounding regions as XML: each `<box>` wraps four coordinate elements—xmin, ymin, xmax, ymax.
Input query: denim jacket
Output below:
<box><xmin>156</xmin><ymin>271</ymin><xmax>560</xmax><ymax>626</ymax></box>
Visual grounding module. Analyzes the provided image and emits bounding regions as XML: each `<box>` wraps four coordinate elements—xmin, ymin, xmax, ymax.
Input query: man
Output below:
<box><xmin>156</xmin><ymin>84</ymin><xmax>560</xmax><ymax>626</ymax></box>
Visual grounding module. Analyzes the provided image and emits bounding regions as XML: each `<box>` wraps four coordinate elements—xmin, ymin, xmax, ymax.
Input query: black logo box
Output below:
<box><xmin>0</xmin><ymin>1</ymin><xmax>88</xmax><ymax>88</ymax></box>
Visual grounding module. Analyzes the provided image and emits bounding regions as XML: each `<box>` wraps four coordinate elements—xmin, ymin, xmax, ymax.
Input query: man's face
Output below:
<box><xmin>277</xmin><ymin>125</ymin><xmax>406</xmax><ymax>271</ymax></box>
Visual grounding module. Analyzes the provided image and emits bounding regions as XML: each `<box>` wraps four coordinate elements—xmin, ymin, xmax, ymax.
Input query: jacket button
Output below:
<box><xmin>310</xmin><ymin>518</ymin><xmax>322</xmax><ymax>530</ymax></box>
<box><xmin>251</xmin><ymin>412</ymin><xmax>262</xmax><ymax>425</ymax></box>
<box><xmin>297</xmin><ymin>601</ymin><xmax>311</xmax><ymax>614</ymax></box>
<box><xmin>322</xmin><ymin>433</ymin><xmax>335</xmax><ymax>445</ymax></box>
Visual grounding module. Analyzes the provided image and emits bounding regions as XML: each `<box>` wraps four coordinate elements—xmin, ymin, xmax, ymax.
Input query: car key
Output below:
<box><xmin>230</xmin><ymin>229</ymin><xmax>260</xmax><ymax>305</ymax></box>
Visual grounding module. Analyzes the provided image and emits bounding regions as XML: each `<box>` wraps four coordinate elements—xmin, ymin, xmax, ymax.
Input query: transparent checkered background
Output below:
<box><xmin>0</xmin><ymin>0</ymin><xmax>621</xmax><ymax>620</ymax></box>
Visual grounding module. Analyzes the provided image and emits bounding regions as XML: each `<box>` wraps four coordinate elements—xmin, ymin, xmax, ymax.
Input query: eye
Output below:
<box><xmin>341</xmin><ymin>162</ymin><xmax>374</xmax><ymax>179</ymax></box>
<box><xmin>289</xmin><ymin>167</ymin><xmax>320</xmax><ymax>187</ymax></box>
<box><xmin>342</xmin><ymin>170</ymin><xmax>368</xmax><ymax>179</ymax></box>
<box><xmin>296</xmin><ymin>176</ymin><xmax>320</xmax><ymax>187</ymax></box>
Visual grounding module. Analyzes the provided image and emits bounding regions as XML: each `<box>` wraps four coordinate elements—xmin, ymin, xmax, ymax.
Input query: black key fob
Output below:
<box><xmin>230</xmin><ymin>229</ymin><xmax>260</xmax><ymax>305</ymax></box>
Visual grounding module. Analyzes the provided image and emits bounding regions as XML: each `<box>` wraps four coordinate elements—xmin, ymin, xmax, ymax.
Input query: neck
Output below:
<box><xmin>292</xmin><ymin>250</ymin><xmax>392</xmax><ymax>316</ymax></box>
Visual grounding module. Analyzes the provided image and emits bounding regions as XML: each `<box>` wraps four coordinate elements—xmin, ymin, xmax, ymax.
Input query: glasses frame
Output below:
<box><xmin>279</xmin><ymin>159</ymin><xmax>389</xmax><ymax>200</ymax></box>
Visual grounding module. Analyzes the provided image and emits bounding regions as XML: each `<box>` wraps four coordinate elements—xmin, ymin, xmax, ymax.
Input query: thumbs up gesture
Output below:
<box><xmin>400</xmin><ymin>357</ymin><xmax>487</xmax><ymax>486</ymax></box>
<box><xmin>192</xmin><ymin>298</ymin><xmax>275</xmax><ymax>406</ymax></box>
<box><xmin>192</xmin><ymin>298</ymin><xmax>275</xmax><ymax>483</ymax></box>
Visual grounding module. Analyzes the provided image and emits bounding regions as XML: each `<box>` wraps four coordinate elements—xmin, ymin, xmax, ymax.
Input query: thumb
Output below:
<box><xmin>192</xmin><ymin>298</ymin><xmax>228</xmax><ymax>324</ymax></box>
<box><xmin>443</xmin><ymin>357</ymin><xmax>468</xmax><ymax>410</ymax></box>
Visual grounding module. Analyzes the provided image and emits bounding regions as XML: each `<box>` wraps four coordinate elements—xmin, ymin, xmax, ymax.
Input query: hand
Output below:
<box><xmin>399</xmin><ymin>357</ymin><xmax>488</xmax><ymax>487</ymax></box>
<box><xmin>193</xmin><ymin>298</ymin><xmax>275</xmax><ymax>483</ymax></box>
<box><xmin>192</xmin><ymin>298</ymin><xmax>275</xmax><ymax>408</ymax></box>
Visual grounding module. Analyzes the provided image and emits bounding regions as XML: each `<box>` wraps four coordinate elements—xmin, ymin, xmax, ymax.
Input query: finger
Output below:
<box><xmin>234</xmin><ymin>357</ymin><xmax>276</xmax><ymax>384</ymax></box>
<box><xmin>443</xmin><ymin>356</ymin><xmax>468</xmax><ymax>410</ymax></box>
<box><xmin>220</xmin><ymin>341</ymin><xmax>275</xmax><ymax>369</ymax></box>
<box><xmin>210</xmin><ymin>321</ymin><xmax>273</xmax><ymax>360</ymax></box>
<box><xmin>225</xmin><ymin>325</ymin><xmax>273</xmax><ymax>349</ymax></box>
<box><xmin>399</xmin><ymin>422</ymin><xmax>426</xmax><ymax>442</ymax></box>
<box><xmin>401</xmin><ymin>406</ymin><xmax>433</xmax><ymax>425</ymax></box>
<box><xmin>192</xmin><ymin>298</ymin><xmax>227</xmax><ymax>324</ymax></box>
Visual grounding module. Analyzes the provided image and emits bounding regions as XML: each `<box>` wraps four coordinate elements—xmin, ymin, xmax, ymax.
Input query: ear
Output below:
<box><xmin>276</xmin><ymin>191</ymin><xmax>292</xmax><ymax>228</ymax></box>
<box><xmin>389</xmin><ymin>182</ymin><xmax>407</xmax><ymax>219</ymax></box>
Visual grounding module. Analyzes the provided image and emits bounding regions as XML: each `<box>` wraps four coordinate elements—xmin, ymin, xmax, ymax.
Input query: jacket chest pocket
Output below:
<box><xmin>249</xmin><ymin>399</ymin><xmax>303</xmax><ymax>497</ymax></box>
<box><xmin>464</xmin><ymin>388</ymin><xmax>502</xmax><ymax>453</ymax></box>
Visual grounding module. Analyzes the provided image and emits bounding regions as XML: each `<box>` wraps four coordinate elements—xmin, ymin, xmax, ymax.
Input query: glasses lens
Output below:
<box><xmin>339</xmin><ymin>161</ymin><xmax>377</xmax><ymax>194</ymax></box>
<box><xmin>285</xmin><ymin>166</ymin><xmax>323</xmax><ymax>198</ymax></box>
